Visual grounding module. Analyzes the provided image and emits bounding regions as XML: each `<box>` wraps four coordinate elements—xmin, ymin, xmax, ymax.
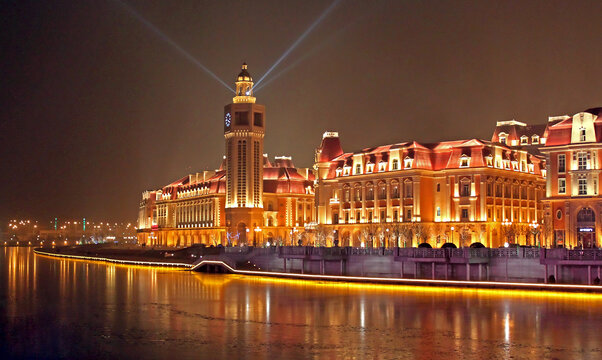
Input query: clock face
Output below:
<box><xmin>224</xmin><ymin>113</ymin><xmax>231</xmax><ymax>127</ymax></box>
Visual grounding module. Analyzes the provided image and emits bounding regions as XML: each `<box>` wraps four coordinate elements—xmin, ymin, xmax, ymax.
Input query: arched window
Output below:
<box><xmin>499</xmin><ymin>133</ymin><xmax>507</xmax><ymax>145</ymax></box>
<box><xmin>577</xmin><ymin>207</ymin><xmax>595</xmax><ymax>223</ymax></box>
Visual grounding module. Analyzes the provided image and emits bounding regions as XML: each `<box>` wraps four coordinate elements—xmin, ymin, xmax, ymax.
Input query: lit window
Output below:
<box><xmin>558</xmin><ymin>154</ymin><xmax>566</xmax><ymax>173</ymax></box>
<box><xmin>579</xmin><ymin>178</ymin><xmax>587</xmax><ymax>195</ymax></box>
<box><xmin>520</xmin><ymin>136</ymin><xmax>528</xmax><ymax>145</ymax></box>
<box><xmin>461</xmin><ymin>209</ymin><xmax>469</xmax><ymax>220</ymax></box>
<box><xmin>392</xmin><ymin>159</ymin><xmax>399</xmax><ymax>170</ymax></box>
<box><xmin>577</xmin><ymin>152</ymin><xmax>587</xmax><ymax>170</ymax></box>
<box><xmin>378</xmin><ymin>161</ymin><xmax>386</xmax><ymax>172</ymax></box>
<box><xmin>404</xmin><ymin>157</ymin><xmax>413</xmax><ymax>169</ymax></box>
<box><xmin>558</xmin><ymin>178</ymin><xmax>566</xmax><ymax>194</ymax></box>
<box><xmin>580</xmin><ymin>127</ymin><xmax>587</xmax><ymax>142</ymax></box>
<box><xmin>355</xmin><ymin>164</ymin><xmax>362</xmax><ymax>174</ymax></box>
<box><xmin>532</xmin><ymin>135</ymin><xmax>539</xmax><ymax>144</ymax></box>
<box><xmin>436</xmin><ymin>207</ymin><xmax>441</xmax><ymax>217</ymax></box>
<box><xmin>499</xmin><ymin>133</ymin><xmax>507</xmax><ymax>144</ymax></box>
<box><xmin>459</xmin><ymin>155</ymin><xmax>470</xmax><ymax>168</ymax></box>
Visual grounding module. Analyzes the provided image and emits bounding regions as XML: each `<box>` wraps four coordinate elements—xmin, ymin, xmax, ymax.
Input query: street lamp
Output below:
<box><xmin>254</xmin><ymin>227</ymin><xmax>261</xmax><ymax>247</ymax></box>
<box><xmin>529</xmin><ymin>220</ymin><xmax>540</xmax><ymax>247</ymax></box>
<box><xmin>450</xmin><ymin>226</ymin><xmax>455</xmax><ymax>247</ymax></box>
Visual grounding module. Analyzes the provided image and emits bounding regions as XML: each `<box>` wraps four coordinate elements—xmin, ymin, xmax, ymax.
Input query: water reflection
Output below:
<box><xmin>1</xmin><ymin>247</ymin><xmax>602</xmax><ymax>359</ymax></box>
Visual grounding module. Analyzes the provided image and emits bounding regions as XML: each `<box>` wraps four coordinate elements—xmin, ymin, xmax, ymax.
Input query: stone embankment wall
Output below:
<box><xmin>221</xmin><ymin>247</ymin><xmax>602</xmax><ymax>285</ymax></box>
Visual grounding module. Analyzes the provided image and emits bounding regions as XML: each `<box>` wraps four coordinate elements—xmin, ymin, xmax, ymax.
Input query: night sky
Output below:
<box><xmin>2</xmin><ymin>0</ymin><xmax>602</xmax><ymax>224</ymax></box>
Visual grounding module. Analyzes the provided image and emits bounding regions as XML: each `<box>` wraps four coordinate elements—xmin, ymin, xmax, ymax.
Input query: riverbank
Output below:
<box><xmin>32</xmin><ymin>244</ymin><xmax>602</xmax><ymax>293</ymax></box>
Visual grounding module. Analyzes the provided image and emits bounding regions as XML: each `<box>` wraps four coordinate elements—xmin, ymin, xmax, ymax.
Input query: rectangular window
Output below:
<box><xmin>461</xmin><ymin>183</ymin><xmax>470</xmax><ymax>197</ymax></box>
<box><xmin>355</xmin><ymin>164</ymin><xmax>362</xmax><ymax>174</ymax></box>
<box><xmin>356</xmin><ymin>211</ymin><xmax>361</xmax><ymax>222</ymax></box>
<box><xmin>235</xmin><ymin>111</ymin><xmax>248</xmax><ymax>125</ymax></box>
<box><xmin>392</xmin><ymin>159</ymin><xmax>399</xmax><ymax>170</ymax></box>
<box><xmin>405</xmin><ymin>183</ymin><xmax>413</xmax><ymax>198</ymax></box>
<box><xmin>578</xmin><ymin>152</ymin><xmax>587</xmax><ymax>170</ymax></box>
<box><xmin>436</xmin><ymin>207</ymin><xmax>441</xmax><ymax>217</ymax></box>
<box><xmin>380</xmin><ymin>210</ymin><xmax>385</xmax><ymax>222</ymax></box>
<box><xmin>487</xmin><ymin>183</ymin><xmax>493</xmax><ymax>196</ymax></box>
<box><xmin>393</xmin><ymin>210</ymin><xmax>398</xmax><ymax>221</ymax></box>
<box><xmin>461</xmin><ymin>209</ymin><xmax>469</xmax><ymax>220</ymax></box>
<box><xmin>406</xmin><ymin>209</ymin><xmax>412</xmax><ymax>221</ymax></box>
<box><xmin>253</xmin><ymin>112</ymin><xmax>263</xmax><ymax>126</ymax></box>
<box><xmin>487</xmin><ymin>208</ymin><xmax>492</xmax><ymax>220</ymax></box>
<box><xmin>558</xmin><ymin>154</ymin><xmax>566</xmax><ymax>173</ymax></box>
<box><xmin>436</xmin><ymin>183</ymin><xmax>441</xmax><ymax>192</ymax></box>
<box><xmin>558</xmin><ymin>178</ymin><xmax>566</xmax><ymax>194</ymax></box>
<box><xmin>333</xmin><ymin>213</ymin><xmax>339</xmax><ymax>224</ymax></box>
<box><xmin>368</xmin><ymin>211</ymin><xmax>373</xmax><ymax>222</ymax></box>
<box><xmin>345</xmin><ymin>212</ymin><xmax>349</xmax><ymax>223</ymax></box>
<box><xmin>579</xmin><ymin>178</ymin><xmax>587</xmax><ymax>195</ymax></box>
<box><xmin>580</xmin><ymin>128</ymin><xmax>587</xmax><ymax>142</ymax></box>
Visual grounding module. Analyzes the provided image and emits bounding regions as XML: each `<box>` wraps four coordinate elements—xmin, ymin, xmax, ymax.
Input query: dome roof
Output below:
<box><xmin>237</xmin><ymin>63</ymin><xmax>252</xmax><ymax>82</ymax></box>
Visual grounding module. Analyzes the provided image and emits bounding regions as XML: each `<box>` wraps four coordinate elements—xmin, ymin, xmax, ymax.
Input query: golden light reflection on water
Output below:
<box><xmin>2</xmin><ymin>248</ymin><xmax>602</xmax><ymax>359</ymax></box>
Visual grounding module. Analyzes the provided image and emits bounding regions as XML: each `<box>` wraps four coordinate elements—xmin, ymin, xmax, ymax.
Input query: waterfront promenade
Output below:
<box><xmin>30</xmin><ymin>244</ymin><xmax>602</xmax><ymax>292</ymax></box>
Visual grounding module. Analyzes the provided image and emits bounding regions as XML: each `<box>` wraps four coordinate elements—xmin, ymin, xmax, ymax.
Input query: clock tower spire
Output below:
<box><xmin>223</xmin><ymin>63</ymin><xmax>265</xmax><ymax>245</ymax></box>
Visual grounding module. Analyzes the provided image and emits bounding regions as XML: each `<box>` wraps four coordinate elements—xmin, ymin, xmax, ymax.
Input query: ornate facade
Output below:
<box><xmin>313</xmin><ymin>133</ymin><xmax>547</xmax><ymax>248</ymax></box>
<box><xmin>540</xmin><ymin>108</ymin><xmax>602</xmax><ymax>248</ymax></box>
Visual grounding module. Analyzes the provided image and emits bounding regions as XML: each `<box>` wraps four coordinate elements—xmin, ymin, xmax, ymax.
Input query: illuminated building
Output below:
<box><xmin>137</xmin><ymin>64</ymin><xmax>315</xmax><ymax>247</ymax></box>
<box><xmin>540</xmin><ymin>108</ymin><xmax>602</xmax><ymax>248</ymax></box>
<box><xmin>313</xmin><ymin>132</ymin><xmax>547</xmax><ymax>248</ymax></box>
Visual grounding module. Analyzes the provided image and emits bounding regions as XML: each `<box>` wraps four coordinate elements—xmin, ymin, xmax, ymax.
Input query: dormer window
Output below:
<box><xmin>366</xmin><ymin>163</ymin><xmax>374</xmax><ymax>173</ymax></box>
<box><xmin>355</xmin><ymin>163</ymin><xmax>362</xmax><ymax>175</ymax></box>
<box><xmin>404</xmin><ymin>156</ymin><xmax>413</xmax><ymax>169</ymax></box>
<box><xmin>528</xmin><ymin>163</ymin><xmax>534</xmax><ymax>173</ymax></box>
<box><xmin>520</xmin><ymin>135</ymin><xmax>528</xmax><ymax>145</ymax></box>
<box><xmin>336</xmin><ymin>168</ymin><xmax>343</xmax><ymax>177</ymax></box>
<box><xmin>392</xmin><ymin>159</ymin><xmax>399</xmax><ymax>170</ymax></box>
<box><xmin>499</xmin><ymin>133</ymin><xmax>507</xmax><ymax>145</ymax></box>
<box><xmin>343</xmin><ymin>166</ymin><xmax>351</xmax><ymax>176</ymax></box>
<box><xmin>580</xmin><ymin>127</ymin><xmax>587</xmax><ymax>142</ymax></box>
<box><xmin>485</xmin><ymin>155</ymin><xmax>493</xmax><ymax>167</ymax></box>
<box><xmin>378</xmin><ymin>161</ymin><xmax>386</xmax><ymax>172</ymax></box>
<box><xmin>532</xmin><ymin>135</ymin><xmax>539</xmax><ymax>144</ymax></box>
<box><xmin>459</xmin><ymin>155</ymin><xmax>470</xmax><ymax>168</ymax></box>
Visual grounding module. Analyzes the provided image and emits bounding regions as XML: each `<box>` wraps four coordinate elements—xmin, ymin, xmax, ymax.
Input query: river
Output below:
<box><xmin>1</xmin><ymin>247</ymin><xmax>601</xmax><ymax>359</ymax></box>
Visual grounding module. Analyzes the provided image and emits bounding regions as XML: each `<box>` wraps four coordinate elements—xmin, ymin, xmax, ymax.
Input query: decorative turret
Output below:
<box><xmin>233</xmin><ymin>63</ymin><xmax>256</xmax><ymax>103</ymax></box>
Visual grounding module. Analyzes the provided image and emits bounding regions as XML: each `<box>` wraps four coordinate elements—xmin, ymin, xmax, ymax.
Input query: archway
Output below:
<box><xmin>577</xmin><ymin>207</ymin><xmax>596</xmax><ymax>248</ymax></box>
<box><xmin>237</xmin><ymin>222</ymin><xmax>248</xmax><ymax>245</ymax></box>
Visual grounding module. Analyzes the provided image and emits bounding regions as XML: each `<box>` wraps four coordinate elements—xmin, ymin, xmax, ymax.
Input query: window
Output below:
<box><xmin>332</xmin><ymin>213</ymin><xmax>339</xmax><ymax>224</ymax></box>
<box><xmin>532</xmin><ymin>135</ymin><xmax>539</xmax><ymax>144</ymax></box>
<box><xmin>487</xmin><ymin>208</ymin><xmax>492</xmax><ymax>220</ymax></box>
<box><xmin>392</xmin><ymin>185</ymin><xmax>399</xmax><ymax>198</ymax></box>
<box><xmin>436</xmin><ymin>207</ymin><xmax>441</xmax><ymax>217</ymax></box>
<box><xmin>366</xmin><ymin>164</ymin><xmax>374</xmax><ymax>173</ymax></box>
<box><xmin>253</xmin><ymin>112</ymin><xmax>263</xmax><ymax>126</ymax></box>
<box><xmin>461</xmin><ymin>209</ymin><xmax>469</xmax><ymax>220</ymax></box>
<box><xmin>343</xmin><ymin>189</ymin><xmax>350</xmax><ymax>202</ymax></box>
<box><xmin>392</xmin><ymin>159</ymin><xmax>399</xmax><ymax>170</ymax></box>
<box><xmin>460</xmin><ymin>183</ymin><xmax>470</xmax><ymax>197</ymax></box>
<box><xmin>368</xmin><ymin>211</ymin><xmax>373</xmax><ymax>222</ymax></box>
<box><xmin>366</xmin><ymin>187</ymin><xmax>374</xmax><ymax>200</ymax></box>
<box><xmin>520</xmin><ymin>135</ymin><xmax>528</xmax><ymax>145</ymax></box>
<box><xmin>404</xmin><ymin>182</ymin><xmax>413</xmax><ymax>198</ymax></box>
<box><xmin>234</xmin><ymin>111</ymin><xmax>248</xmax><ymax>125</ymax></box>
<box><xmin>487</xmin><ymin>183</ymin><xmax>493</xmax><ymax>196</ymax></box>
<box><xmin>578</xmin><ymin>152</ymin><xmax>587</xmax><ymax>170</ymax></box>
<box><xmin>378</xmin><ymin>161</ymin><xmax>386</xmax><ymax>172</ymax></box>
<box><xmin>580</xmin><ymin>127</ymin><xmax>587</xmax><ymax>142</ymax></box>
<box><xmin>499</xmin><ymin>133</ymin><xmax>507</xmax><ymax>144</ymax></box>
<box><xmin>558</xmin><ymin>154</ymin><xmax>565</xmax><ymax>173</ymax></box>
<box><xmin>556</xmin><ymin>209</ymin><xmax>562</xmax><ymax>220</ymax></box>
<box><xmin>406</xmin><ymin>209</ymin><xmax>412</xmax><ymax>221</ymax></box>
<box><xmin>459</xmin><ymin>155</ymin><xmax>470</xmax><ymax>167</ymax></box>
<box><xmin>393</xmin><ymin>209</ymin><xmax>398</xmax><ymax>221</ymax></box>
<box><xmin>404</xmin><ymin>157</ymin><xmax>413</xmax><ymax>169</ymax></box>
<box><xmin>355</xmin><ymin>164</ymin><xmax>362</xmax><ymax>174</ymax></box>
<box><xmin>436</xmin><ymin>183</ymin><xmax>441</xmax><ymax>192</ymax></box>
<box><xmin>579</xmin><ymin>178</ymin><xmax>587</xmax><ymax>195</ymax></box>
<box><xmin>355</xmin><ymin>188</ymin><xmax>362</xmax><ymax>201</ymax></box>
<box><xmin>345</xmin><ymin>212</ymin><xmax>349</xmax><ymax>223</ymax></box>
<box><xmin>356</xmin><ymin>211</ymin><xmax>361</xmax><ymax>222</ymax></box>
<box><xmin>558</xmin><ymin>178</ymin><xmax>566</xmax><ymax>194</ymax></box>
<box><xmin>380</xmin><ymin>210</ymin><xmax>385</xmax><ymax>222</ymax></box>
<box><xmin>379</xmin><ymin>186</ymin><xmax>386</xmax><ymax>199</ymax></box>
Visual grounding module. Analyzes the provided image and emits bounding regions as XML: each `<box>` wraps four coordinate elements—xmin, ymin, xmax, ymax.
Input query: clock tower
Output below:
<box><xmin>224</xmin><ymin>63</ymin><xmax>265</xmax><ymax>244</ymax></box>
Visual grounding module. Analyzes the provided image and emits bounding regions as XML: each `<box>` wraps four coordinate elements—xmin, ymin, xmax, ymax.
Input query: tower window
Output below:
<box><xmin>254</xmin><ymin>113</ymin><xmax>263</xmax><ymax>127</ymax></box>
<box><xmin>355</xmin><ymin>164</ymin><xmax>362</xmax><ymax>174</ymax></box>
<box><xmin>436</xmin><ymin>183</ymin><xmax>440</xmax><ymax>192</ymax></box>
<box><xmin>580</xmin><ymin>128</ymin><xmax>587</xmax><ymax>142</ymax></box>
<box><xmin>520</xmin><ymin>136</ymin><xmax>528</xmax><ymax>145</ymax></box>
<box><xmin>235</xmin><ymin>111</ymin><xmax>249</xmax><ymax>125</ymax></box>
<box><xmin>392</xmin><ymin>159</ymin><xmax>399</xmax><ymax>170</ymax></box>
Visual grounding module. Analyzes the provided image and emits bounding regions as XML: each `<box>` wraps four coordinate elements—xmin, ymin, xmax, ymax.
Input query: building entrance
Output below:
<box><xmin>576</xmin><ymin>208</ymin><xmax>596</xmax><ymax>248</ymax></box>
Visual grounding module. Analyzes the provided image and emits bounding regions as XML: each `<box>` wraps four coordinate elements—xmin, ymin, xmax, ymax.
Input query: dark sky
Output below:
<box><xmin>2</xmin><ymin>0</ymin><xmax>602</xmax><ymax>224</ymax></box>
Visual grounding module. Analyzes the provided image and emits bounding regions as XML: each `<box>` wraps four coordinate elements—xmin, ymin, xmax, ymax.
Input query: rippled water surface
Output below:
<box><xmin>1</xmin><ymin>247</ymin><xmax>602</xmax><ymax>359</ymax></box>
